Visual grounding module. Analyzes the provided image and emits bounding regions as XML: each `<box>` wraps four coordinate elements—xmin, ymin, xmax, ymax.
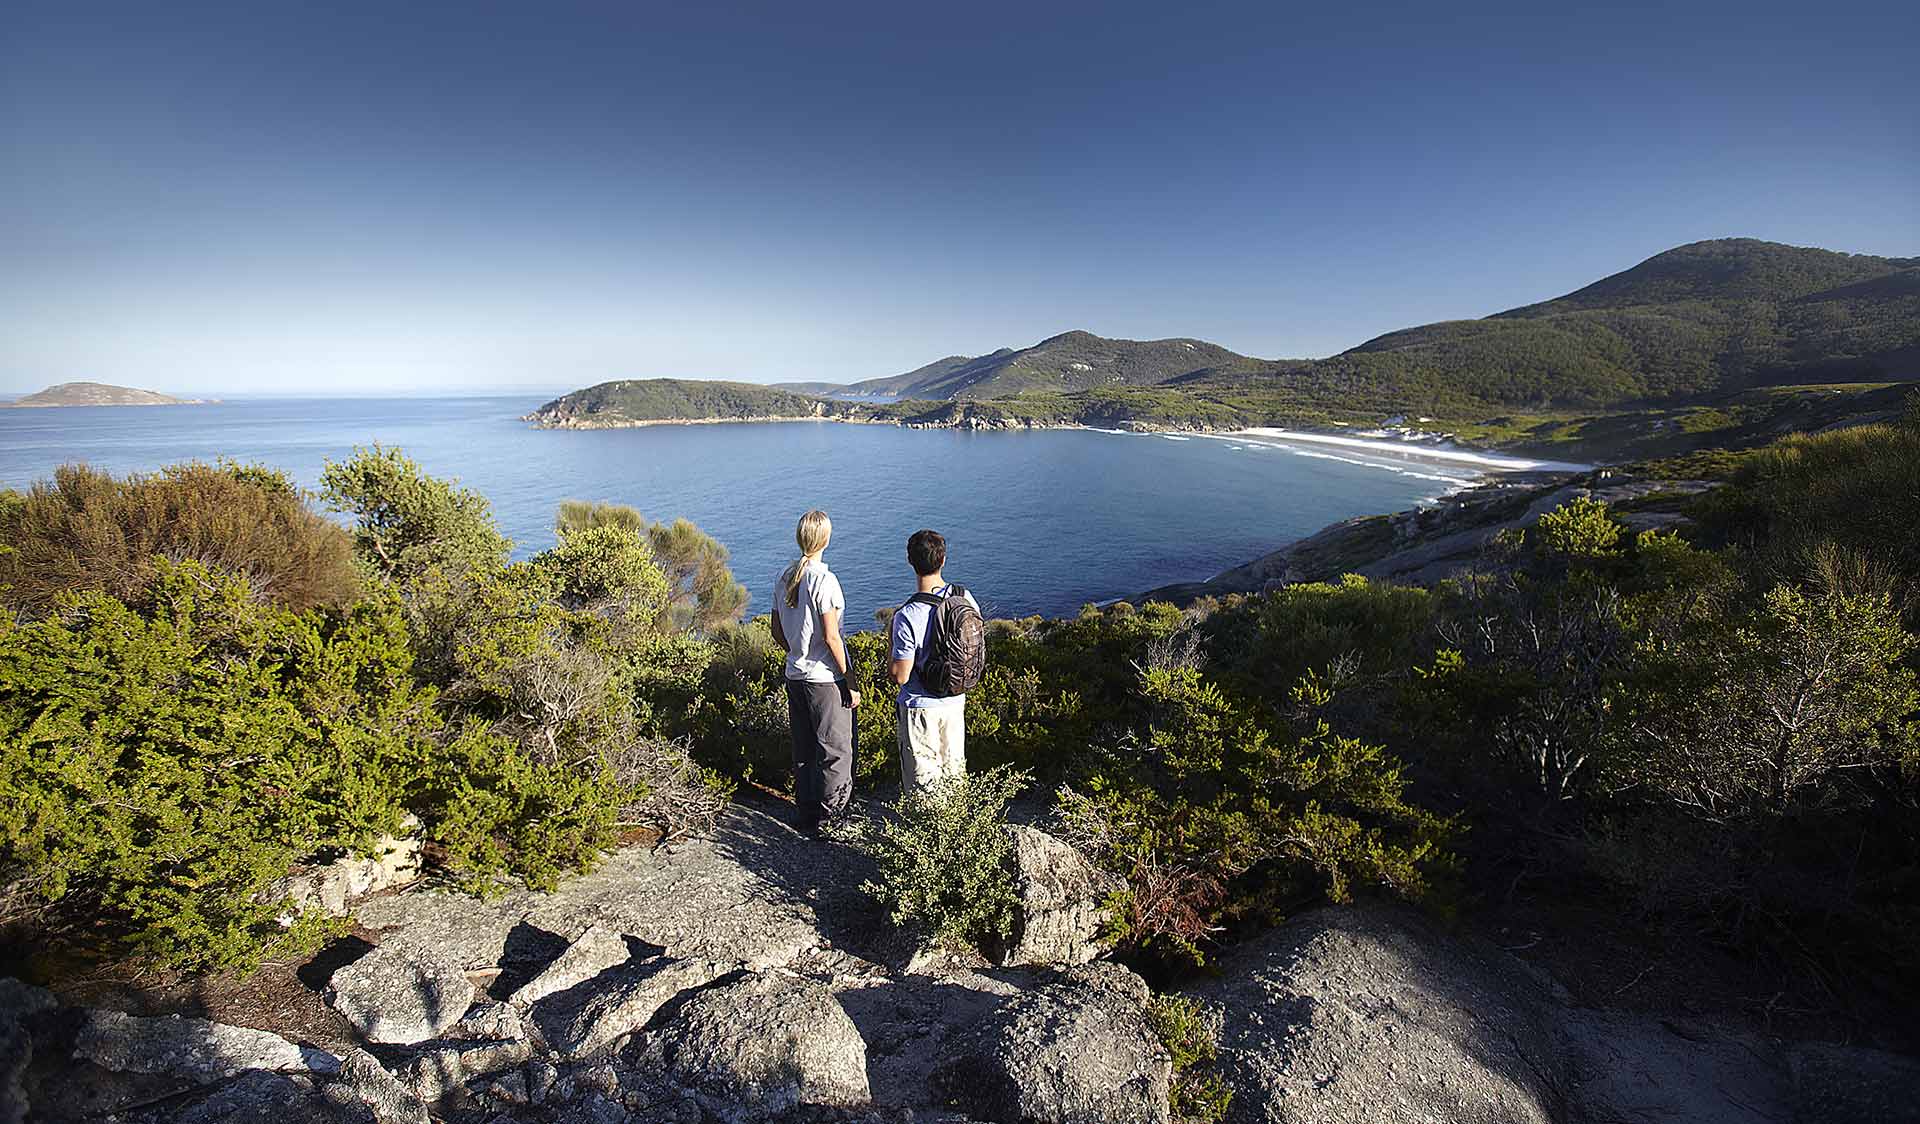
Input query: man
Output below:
<box><xmin>889</xmin><ymin>529</ymin><xmax>982</xmax><ymax>791</ymax></box>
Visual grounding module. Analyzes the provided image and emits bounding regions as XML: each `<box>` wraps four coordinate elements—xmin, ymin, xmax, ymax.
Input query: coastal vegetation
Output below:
<box><xmin>2</xmin><ymin>347</ymin><xmax>1918</xmax><ymax>1038</ymax></box>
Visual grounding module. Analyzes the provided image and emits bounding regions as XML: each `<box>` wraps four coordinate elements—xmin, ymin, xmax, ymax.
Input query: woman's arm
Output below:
<box><xmin>770</xmin><ymin>609</ymin><xmax>789</xmax><ymax>653</ymax></box>
<box><xmin>818</xmin><ymin>609</ymin><xmax>861</xmax><ymax>708</ymax></box>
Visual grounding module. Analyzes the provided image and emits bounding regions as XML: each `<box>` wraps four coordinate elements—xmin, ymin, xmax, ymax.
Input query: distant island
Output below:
<box><xmin>529</xmin><ymin>238</ymin><xmax>1920</xmax><ymax>461</ymax></box>
<box><xmin>4</xmin><ymin>381</ymin><xmax>213</xmax><ymax>408</ymax></box>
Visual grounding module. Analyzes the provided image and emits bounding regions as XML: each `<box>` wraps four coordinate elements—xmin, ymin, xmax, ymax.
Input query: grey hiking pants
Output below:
<box><xmin>785</xmin><ymin>678</ymin><xmax>853</xmax><ymax>827</ymax></box>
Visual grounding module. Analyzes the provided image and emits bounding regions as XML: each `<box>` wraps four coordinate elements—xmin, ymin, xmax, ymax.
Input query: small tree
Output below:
<box><xmin>320</xmin><ymin>446</ymin><xmax>510</xmax><ymax>586</ymax></box>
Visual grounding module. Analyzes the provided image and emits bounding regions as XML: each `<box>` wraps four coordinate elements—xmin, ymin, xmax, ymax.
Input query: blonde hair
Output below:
<box><xmin>781</xmin><ymin>509</ymin><xmax>832</xmax><ymax>608</ymax></box>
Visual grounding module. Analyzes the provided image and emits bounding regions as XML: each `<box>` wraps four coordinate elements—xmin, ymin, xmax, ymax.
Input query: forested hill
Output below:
<box><xmin>524</xmin><ymin>379</ymin><xmax>852</xmax><ymax>427</ymax></box>
<box><xmin>1278</xmin><ymin>238</ymin><xmax>1920</xmax><ymax>409</ymax></box>
<box><xmin>839</xmin><ymin>334</ymin><xmax>1258</xmax><ymax>399</ymax></box>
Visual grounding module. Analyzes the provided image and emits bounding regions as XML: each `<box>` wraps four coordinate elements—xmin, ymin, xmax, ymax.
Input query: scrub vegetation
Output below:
<box><xmin>4</xmin><ymin>391</ymin><xmax>1920</xmax><ymax>1036</ymax></box>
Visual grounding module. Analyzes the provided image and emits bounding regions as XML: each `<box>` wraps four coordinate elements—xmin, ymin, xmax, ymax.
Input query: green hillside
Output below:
<box><xmin>536</xmin><ymin>239</ymin><xmax>1919</xmax><ymax>449</ymax></box>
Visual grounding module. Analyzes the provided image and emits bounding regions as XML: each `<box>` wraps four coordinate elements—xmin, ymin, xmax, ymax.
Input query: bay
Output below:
<box><xmin>0</xmin><ymin>397</ymin><xmax>1480</xmax><ymax>624</ymax></box>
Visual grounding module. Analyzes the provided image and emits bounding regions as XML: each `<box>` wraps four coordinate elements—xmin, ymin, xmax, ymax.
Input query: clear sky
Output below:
<box><xmin>3</xmin><ymin>0</ymin><xmax>1915</xmax><ymax>396</ymax></box>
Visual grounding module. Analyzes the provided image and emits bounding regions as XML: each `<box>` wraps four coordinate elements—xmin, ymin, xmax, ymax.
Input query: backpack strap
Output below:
<box><xmin>905</xmin><ymin>591</ymin><xmax>945</xmax><ymax>609</ymax></box>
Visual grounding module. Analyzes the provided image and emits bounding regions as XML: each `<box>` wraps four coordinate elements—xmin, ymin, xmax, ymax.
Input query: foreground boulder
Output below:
<box><xmin>326</xmin><ymin>944</ymin><xmax>474</xmax><ymax>1045</ymax></box>
<box><xmin>1191</xmin><ymin>905</ymin><xmax>1567</xmax><ymax>1124</ymax></box>
<box><xmin>933</xmin><ymin>961</ymin><xmax>1171</xmax><ymax>1124</ymax></box>
<box><xmin>997</xmin><ymin>825</ymin><xmax>1124</xmax><ymax>967</ymax></box>
<box><xmin>642</xmin><ymin>970</ymin><xmax>870</xmax><ymax>1118</ymax></box>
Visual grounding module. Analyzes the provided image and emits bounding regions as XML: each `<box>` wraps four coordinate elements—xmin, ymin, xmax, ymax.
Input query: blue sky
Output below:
<box><xmin>3</xmin><ymin>0</ymin><xmax>1914</xmax><ymax>396</ymax></box>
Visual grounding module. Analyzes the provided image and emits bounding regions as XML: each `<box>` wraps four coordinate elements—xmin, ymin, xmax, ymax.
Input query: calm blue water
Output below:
<box><xmin>0</xmin><ymin>398</ymin><xmax>1477</xmax><ymax>624</ymax></box>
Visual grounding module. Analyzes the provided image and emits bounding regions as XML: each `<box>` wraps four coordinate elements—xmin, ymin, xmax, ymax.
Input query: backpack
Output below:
<box><xmin>907</xmin><ymin>584</ymin><xmax>987</xmax><ymax>697</ymax></box>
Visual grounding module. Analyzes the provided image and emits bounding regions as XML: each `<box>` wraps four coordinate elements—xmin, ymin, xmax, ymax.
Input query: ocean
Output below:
<box><xmin>0</xmin><ymin>397</ymin><xmax>1484</xmax><ymax>624</ymax></box>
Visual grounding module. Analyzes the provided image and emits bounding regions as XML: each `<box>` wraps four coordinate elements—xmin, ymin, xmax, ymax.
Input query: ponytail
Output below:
<box><xmin>783</xmin><ymin>510</ymin><xmax>832</xmax><ymax>608</ymax></box>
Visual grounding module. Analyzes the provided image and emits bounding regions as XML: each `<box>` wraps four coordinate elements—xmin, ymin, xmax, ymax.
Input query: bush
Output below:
<box><xmin>860</xmin><ymin>766</ymin><xmax>1026</xmax><ymax>951</ymax></box>
<box><xmin>0</xmin><ymin>461</ymin><xmax>359</xmax><ymax>616</ymax></box>
<box><xmin>320</xmin><ymin>445</ymin><xmax>510</xmax><ymax>586</ymax></box>
<box><xmin>0</xmin><ymin>561</ymin><xmax>435</xmax><ymax>969</ymax></box>
<box><xmin>1059</xmin><ymin>666</ymin><xmax>1453</xmax><ymax>967</ymax></box>
<box><xmin>1147</xmin><ymin>993</ymin><xmax>1233</xmax><ymax>1124</ymax></box>
<box><xmin>556</xmin><ymin>500</ymin><xmax>748</xmax><ymax>632</ymax></box>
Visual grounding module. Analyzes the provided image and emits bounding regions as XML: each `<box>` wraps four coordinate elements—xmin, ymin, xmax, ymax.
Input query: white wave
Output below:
<box><xmin>1156</xmin><ymin>433</ymin><xmax>1191</xmax><ymax>442</ymax></box>
<box><xmin>1222</xmin><ymin>427</ymin><xmax>1588</xmax><ymax>471</ymax></box>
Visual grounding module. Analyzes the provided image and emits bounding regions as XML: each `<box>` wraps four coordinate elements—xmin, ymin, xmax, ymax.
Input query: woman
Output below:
<box><xmin>769</xmin><ymin>509</ymin><xmax>861</xmax><ymax>836</ymax></box>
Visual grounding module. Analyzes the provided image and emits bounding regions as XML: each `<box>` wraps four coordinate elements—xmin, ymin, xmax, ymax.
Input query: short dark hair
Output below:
<box><xmin>907</xmin><ymin>529</ymin><xmax>946</xmax><ymax>576</ymax></box>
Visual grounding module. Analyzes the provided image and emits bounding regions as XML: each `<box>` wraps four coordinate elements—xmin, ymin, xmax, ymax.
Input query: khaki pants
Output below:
<box><xmin>898</xmin><ymin>703</ymin><xmax>966</xmax><ymax>792</ymax></box>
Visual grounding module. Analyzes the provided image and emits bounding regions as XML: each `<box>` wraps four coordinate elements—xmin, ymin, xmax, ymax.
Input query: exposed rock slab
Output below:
<box><xmin>508</xmin><ymin>924</ymin><xmax>637</xmax><ymax>1009</ymax></box>
<box><xmin>173</xmin><ymin>1070</ymin><xmax>333</xmax><ymax>1124</ymax></box>
<box><xmin>1562</xmin><ymin>1010</ymin><xmax>1788</xmax><ymax>1123</ymax></box>
<box><xmin>643</xmin><ymin>971</ymin><xmax>870</xmax><ymax>1117</ymax></box>
<box><xmin>998</xmin><ymin>825</ymin><xmax>1122</xmax><ymax>967</ymax></box>
<box><xmin>355</xmin><ymin>804</ymin><xmax>850</xmax><ymax>977</ymax></box>
<box><xmin>531</xmin><ymin>957</ymin><xmax>725</xmax><ymax>1060</ymax></box>
<box><xmin>1190</xmin><ymin>904</ymin><xmax>1567</xmax><ymax>1124</ymax></box>
<box><xmin>71</xmin><ymin>1009</ymin><xmax>339</xmax><ymax>1085</ymax></box>
<box><xmin>325</xmin><ymin>945</ymin><xmax>474</xmax><ymax>1045</ymax></box>
<box><xmin>1788</xmin><ymin>1043</ymin><xmax>1920</xmax><ymax>1124</ymax></box>
<box><xmin>334</xmin><ymin>1047</ymin><xmax>430</xmax><ymax>1124</ymax></box>
<box><xmin>933</xmin><ymin>961</ymin><xmax>1170</xmax><ymax>1124</ymax></box>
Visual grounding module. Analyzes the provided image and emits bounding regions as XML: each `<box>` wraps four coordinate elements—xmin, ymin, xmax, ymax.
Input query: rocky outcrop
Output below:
<box><xmin>934</xmin><ymin>961</ymin><xmax>1171</xmax><ymax>1124</ymax></box>
<box><xmin>173</xmin><ymin>1069</ymin><xmax>335</xmax><ymax>1124</ymax></box>
<box><xmin>642</xmin><ymin>971</ymin><xmax>870</xmax><ymax>1118</ymax></box>
<box><xmin>333</xmin><ymin>1047</ymin><xmax>430</xmax><ymax>1124</ymax></box>
<box><xmin>1191</xmin><ymin>904</ymin><xmax>1567</xmax><ymax>1124</ymax></box>
<box><xmin>266</xmin><ymin>818</ymin><xmax>421</xmax><ymax>924</ymax></box>
<box><xmin>508</xmin><ymin>924</ymin><xmax>637</xmax><ymax>1009</ymax></box>
<box><xmin>531</xmin><ymin>956</ymin><xmax>726</xmax><ymax>1059</ymax></box>
<box><xmin>1788</xmin><ymin>1044</ymin><xmax>1920</xmax><ymax>1124</ymax></box>
<box><xmin>325</xmin><ymin>945</ymin><xmax>474</xmax><ymax>1045</ymax></box>
<box><xmin>72</xmin><ymin>1010</ymin><xmax>340</xmax><ymax>1085</ymax></box>
<box><xmin>997</xmin><ymin>825</ymin><xmax>1123</xmax><ymax>967</ymax></box>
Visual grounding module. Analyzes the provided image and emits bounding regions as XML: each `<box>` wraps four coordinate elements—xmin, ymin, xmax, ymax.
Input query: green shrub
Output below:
<box><xmin>556</xmin><ymin>500</ymin><xmax>748</xmax><ymax>632</ymax></box>
<box><xmin>1535</xmin><ymin>495</ymin><xmax>1623</xmax><ymax>558</ymax></box>
<box><xmin>0</xmin><ymin>461</ymin><xmax>359</xmax><ymax>616</ymax></box>
<box><xmin>1059</xmin><ymin>666</ymin><xmax>1453</xmax><ymax>967</ymax></box>
<box><xmin>1147</xmin><ymin>993</ymin><xmax>1233</xmax><ymax>1124</ymax></box>
<box><xmin>0</xmin><ymin>561</ymin><xmax>434</xmax><ymax>969</ymax></box>
<box><xmin>860</xmin><ymin>766</ymin><xmax>1026</xmax><ymax>951</ymax></box>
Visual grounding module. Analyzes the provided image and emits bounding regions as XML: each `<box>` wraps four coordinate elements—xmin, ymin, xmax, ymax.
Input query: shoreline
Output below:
<box><xmin>1220</xmin><ymin>427</ymin><xmax>1591</xmax><ymax>473</ymax></box>
<box><xmin>520</xmin><ymin>412</ymin><xmax>1591</xmax><ymax>474</ymax></box>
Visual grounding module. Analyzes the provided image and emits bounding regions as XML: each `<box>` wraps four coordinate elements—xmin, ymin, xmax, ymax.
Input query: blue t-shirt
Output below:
<box><xmin>890</xmin><ymin>584</ymin><xmax>978</xmax><ymax>710</ymax></box>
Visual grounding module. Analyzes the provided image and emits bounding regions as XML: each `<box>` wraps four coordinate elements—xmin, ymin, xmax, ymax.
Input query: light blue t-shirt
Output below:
<box><xmin>890</xmin><ymin>584</ymin><xmax>978</xmax><ymax>710</ymax></box>
<box><xmin>773</xmin><ymin>560</ymin><xmax>845</xmax><ymax>683</ymax></box>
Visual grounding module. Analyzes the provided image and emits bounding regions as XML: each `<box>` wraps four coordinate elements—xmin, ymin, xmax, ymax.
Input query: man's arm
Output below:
<box><xmin>889</xmin><ymin>609</ymin><xmax>915</xmax><ymax>685</ymax></box>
